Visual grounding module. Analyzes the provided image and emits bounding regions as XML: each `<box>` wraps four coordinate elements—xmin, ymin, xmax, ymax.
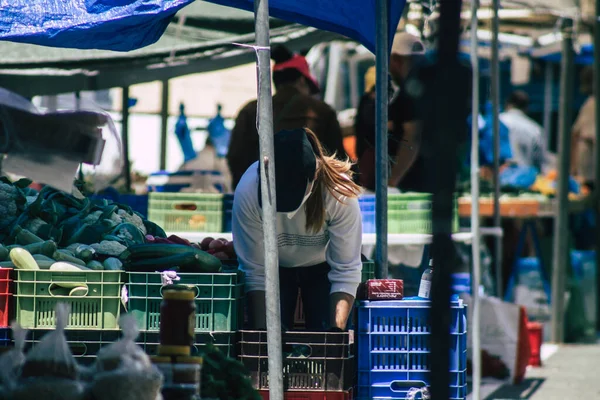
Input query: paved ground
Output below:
<box><xmin>469</xmin><ymin>344</ymin><xmax>600</xmax><ymax>399</ymax></box>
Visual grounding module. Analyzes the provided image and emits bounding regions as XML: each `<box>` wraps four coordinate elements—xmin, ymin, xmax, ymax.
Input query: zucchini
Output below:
<box><xmin>32</xmin><ymin>254</ymin><xmax>56</xmax><ymax>269</ymax></box>
<box><xmin>103</xmin><ymin>258</ymin><xmax>123</xmax><ymax>271</ymax></box>
<box><xmin>53</xmin><ymin>250</ymin><xmax>86</xmax><ymax>267</ymax></box>
<box><xmin>14</xmin><ymin>226</ymin><xmax>44</xmax><ymax>245</ymax></box>
<box><xmin>120</xmin><ymin>244</ymin><xmax>222</xmax><ymax>272</ymax></box>
<box><xmin>20</xmin><ymin>241</ymin><xmax>57</xmax><ymax>258</ymax></box>
<box><xmin>50</xmin><ymin>262</ymin><xmax>91</xmax><ymax>271</ymax></box>
<box><xmin>0</xmin><ymin>245</ymin><xmax>8</xmax><ymax>262</ymax></box>
<box><xmin>0</xmin><ymin>261</ymin><xmax>16</xmax><ymax>268</ymax></box>
<box><xmin>9</xmin><ymin>248</ymin><xmax>39</xmax><ymax>270</ymax></box>
<box><xmin>73</xmin><ymin>245</ymin><xmax>96</xmax><ymax>263</ymax></box>
<box><xmin>86</xmin><ymin>260</ymin><xmax>104</xmax><ymax>271</ymax></box>
<box><xmin>125</xmin><ymin>252</ymin><xmax>203</xmax><ymax>273</ymax></box>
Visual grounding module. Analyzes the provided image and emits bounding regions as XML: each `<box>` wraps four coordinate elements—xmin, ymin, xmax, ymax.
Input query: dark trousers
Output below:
<box><xmin>279</xmin><ymin>263</ymin><xmax>331</xmax><ymax>331</ymax></box>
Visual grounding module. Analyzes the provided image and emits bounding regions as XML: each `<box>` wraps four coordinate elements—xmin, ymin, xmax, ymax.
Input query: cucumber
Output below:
<box><xmin>10</xmin><ymin>248</ymin><xmax>39</xmax><ymax>270</ymax></box>
<box><xmin>0</xmin><ymin>246</ymin><xmax>8</xmax><ymax>262</ymax></box>
<box><xmin>32</xmin><ymin>254</ymin><xmax>56</xmax><ymax>269</ymax></box>
<box><xmin>20</xmin><ymin>241</ymin><xmax>57</xmax><ymax>258</ymax></box>
<box><xmin>120</xmin><ymin>244</ymin><xmax>221</xmax><ymax>272</ymax></box>
<box><xmin>0</xmin><ymin>261</ymin><xmax>16</xmax><ymax>268</ymax></box>
<box><xmin>125</xmin><ymin>252</ymin><xmax>203</xmax><ymax>273</ymax></box>
<box><xmin>86</xmin><ymin>260</ymin><xmax>105</xmax><ymax>271</ymax></box>
<box><xmin>53</xmin><ymin>250</ymin><xmax>86</xmax><ymax>267</ymax></box>
<box><xmin>103</xmin><ymin>258</ymin><xmax>123</xmax><ymax>271</ymax></box>
<box><xmin>14</xmin><ymin>226</ymin><xmax>44</xmax><ymax>245</ymax></box>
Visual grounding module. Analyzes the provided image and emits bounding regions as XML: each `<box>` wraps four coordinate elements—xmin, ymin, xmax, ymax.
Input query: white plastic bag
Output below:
<box><xmin>0</xmin><ymin>322</ymin><xmax>27</xmax><ymax>395</ymax></box>
<box><xmin>11</xmin><ymin>303</ymin><xmax>86</xmax><ymax>400</ymax></box>
<box><xmin>91</xmin><ymin>314</ymin><xmax>163</xmax><ymax>400</ymax></box>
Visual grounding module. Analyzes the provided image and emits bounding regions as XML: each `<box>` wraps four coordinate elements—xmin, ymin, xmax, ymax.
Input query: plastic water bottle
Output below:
<box><xmin>418</xmin><ymin>259</ymin><xmax>434</xmax><ymax>299</ymax></box>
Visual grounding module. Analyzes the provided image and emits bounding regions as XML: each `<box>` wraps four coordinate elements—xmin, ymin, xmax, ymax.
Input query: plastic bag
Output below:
<box><xmin>90</xmin><ymin>314</ymin><xmax>163</xmax><ymax>400</ymax></box>
<box><xmin>11</xmin><ymin>303</ymin><xmax>86</xmax><ymax>400</ymax></box>
<box><xmin>0</xmin><ymin>322</ymin><xmax>27</xmax><ymax>395</ymax></box>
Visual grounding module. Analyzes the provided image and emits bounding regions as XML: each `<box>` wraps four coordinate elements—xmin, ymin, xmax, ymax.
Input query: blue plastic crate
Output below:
<box><xmin>223</xmin><ymin>194</ymin><xmax>234</xmax><ymax>233</ymax></box>
<box><xmin>359</xmin><ymin>195</ymin><xmax>376</xmax><ymax>234</ymax></box>
<box><xmin>0</xmin><ymin>328</ymin><xmax>10</xmax><ymax>347</ymax></box>
<box><xmin>357</xmin><ymin>298</ymin><xmax>468</xmax><ymax>400</ymax></box>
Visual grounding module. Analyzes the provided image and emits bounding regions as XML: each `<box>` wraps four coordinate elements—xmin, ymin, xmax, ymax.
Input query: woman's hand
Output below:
<box><xmin>329</xmin><ymin>292</ymin><xmax>355</xmax><ymax>330</ymax></box>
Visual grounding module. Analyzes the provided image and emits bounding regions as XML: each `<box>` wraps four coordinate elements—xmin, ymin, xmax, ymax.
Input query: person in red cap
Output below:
<box><xmin>227</xmin><ymin>46</ymin><xmax>346</xmax><ymax>189</ymax></box>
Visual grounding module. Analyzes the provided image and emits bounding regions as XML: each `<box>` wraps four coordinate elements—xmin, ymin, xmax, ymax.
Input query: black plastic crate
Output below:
<box><xmin>237</xmin><ymin>331</ymin><xmax>355</xmax><ymax>391</ymax></box>
<box><xmin>138</xmin><ymin>330</ymin><xmax>236</xmax><ymax>358</ymax></box>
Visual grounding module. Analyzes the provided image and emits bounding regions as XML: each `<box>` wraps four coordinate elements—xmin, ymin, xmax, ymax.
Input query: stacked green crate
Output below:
<box><xmin>148</xmin><ymin>192</ymin><xmax>224</xmax><ymax>232</ymax></box>
<box><xmin>388</xmin><ymin>193</ymin><xmax>459</xmax><ymax>234</ymax></box>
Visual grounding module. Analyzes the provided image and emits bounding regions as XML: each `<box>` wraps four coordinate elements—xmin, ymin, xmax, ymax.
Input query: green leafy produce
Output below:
<box><xmin>201</xmin><ymin>343</ymin><xmax>261</xmax><ymax>400</ymax></box>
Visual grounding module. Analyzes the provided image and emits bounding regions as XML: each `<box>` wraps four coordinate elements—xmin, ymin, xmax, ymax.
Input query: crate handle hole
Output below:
<box><xmin>70</xmin><ymin>343</ymin><xmax>88</xmax><ymax>357</ymax></box>
<box><xmin>174</xmin><ymin>203</ymin><xmax>197</xmax><ymax>211</ymax></box>
<box><xmin>390</xmin><ymin>380</ymin><xmax>427</xmax><ymax>392</ymax></box>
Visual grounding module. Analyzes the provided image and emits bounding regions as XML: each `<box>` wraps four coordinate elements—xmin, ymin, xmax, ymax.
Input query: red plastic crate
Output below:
<box><xmin>0</xmin><ymin>268</ymin><xmax>12</xmax><ymax>328</ymax></box>
<box><xmin>527</xmin><ymin>322</ymin><xmax>543</xmax><ymax>367</ymax></box>
<box><xmin>259</xmin><ymin>389</ymin><xmax>353</xmax><ymax>400</ymax></box>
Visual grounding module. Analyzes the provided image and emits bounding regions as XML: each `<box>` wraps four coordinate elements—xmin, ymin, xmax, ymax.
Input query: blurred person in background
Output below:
<box><xmin>227</xmin><ymin>45</ymin><xmax>345</xmax><ymax>189</ymax></box>
<box><xmin>499</xmin><ymin>90</ymin><xmax>544</xmax><ymax>170</ymax></box>
<box><xmin>356</xmin><ymin>32</ymin><xmax>426</xmax><ymax>192</ymax></box>
<box><xmin>571</xmin><ymin>67</ymin><xmax>596</xmax><ymax>189</ymax></box>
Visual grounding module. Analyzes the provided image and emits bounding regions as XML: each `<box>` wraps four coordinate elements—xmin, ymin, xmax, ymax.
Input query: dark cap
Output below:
<box><xmin>258</xmin><ymin>128</ymin><xmax>317</xmax><ymax>213</ymax></box>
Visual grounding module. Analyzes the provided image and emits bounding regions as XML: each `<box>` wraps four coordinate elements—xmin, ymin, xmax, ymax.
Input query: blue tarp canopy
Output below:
<box><xmin>0</xmin><ymin>0</ymin><xmax>405</xmax><ymax>54</ymax></box>
<box><xmin>531</xmin><ymin>43</ymin><xmax>593</xmax><ymax>65</ymax></box>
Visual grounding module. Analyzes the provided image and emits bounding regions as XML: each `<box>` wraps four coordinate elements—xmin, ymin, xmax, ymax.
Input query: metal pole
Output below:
<box><xmin>551</xmin><ymin>18</ymin><xmax>574</xmax><ymax>344</ymax></box>
<box><xmin>543</xmin><ymin>63</ymin><xmax>554</xmax><ymax>153</ymax></box>
<box><xmin>121</xmin><ymin>87</ymin><xmax>132</xmax><ymax>193</ymax></box>
<box><xmin>254</xmin><ymin>1</ymin><xmax>283</xmax><ymax>399</ymax></box>
<box><xmin>160</xmin><ymin>79</ymin><xmax>169</xmax><ymax>171</ymax></box>
<box><xmin>593</xmin><ymin>0</ymin><xmax>600</xmax><ymax>332</ymax></box>
<box><xmin>490</xmin><ymin>0</ymin><xmax>503</xmax><ymax>298</ymax></box>
<box><xmin>469</xmin><ymin>3</ymin><xmax>482</xmax><ymax>399</ymax></box>
<box><xmin>375</xmin><ymin>0</ymin><xmax>389</xmax><ymax>279</ymax></box>
<box><xmin>76</xmin><ymin>91</ymin><xmax>85</xmax><ymax>183</ymax></box>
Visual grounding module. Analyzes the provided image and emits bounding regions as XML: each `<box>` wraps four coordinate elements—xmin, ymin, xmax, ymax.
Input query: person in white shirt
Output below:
<box><xmin>232</xmin><ymin>128</ymin><xmax>362</xmax><ymax>331</ymax></box>
<box><xmin>499</xmin><ymin>91</ymin><xmax>544</xmax><ymax>170</ymax></box>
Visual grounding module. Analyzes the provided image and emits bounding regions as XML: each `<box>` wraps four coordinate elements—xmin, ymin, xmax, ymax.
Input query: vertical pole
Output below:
<box><xmin>254</xmin><ymin>1</ymin><xmax>283</xmax><ymax>399</ymax></box>
<box><xmin>160</xmin><ymin>79</ymin><xmax>169</xmax><ymax>171</ymax></box>
<box><xmin>375</xmin><ymin>0</ymin><xmax>389</xmax><ymax>279</ymax></box>
<box><xmin>490</xmin><ymin>0</ymin><xmax>503</xmax><ymax>298</ymax></box>
<box><xmin>543</xmin><ymin>63</ymin><xmax>554</xmax><ymax>153</ymax></box>
<box><xmin>551</xmin><ymin>18</ymin><xmax>574</xmax><ymax>344</ymax></box>
<box><xmin>76</xmin><ymin>92</ymin><xmax>85</xmax><ymax>183</ymax></box>
<box><xmin>121</xmin><ymin>87</ymin><xmax>132</xmax><ymax>193</ymax></box>
<box><xmin>593</xmin><ymin>0</ymin><xmax>600</xmax><ymax>331</ymax></box>
<box><xmin>469</xmin><ymin>3</ymin><xmax>482</xmax><ymax>399</ymax></box>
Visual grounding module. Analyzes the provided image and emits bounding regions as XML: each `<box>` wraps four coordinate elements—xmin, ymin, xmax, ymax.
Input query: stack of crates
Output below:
<box><xmin>14</xmin><ymin>269</ymin><xmax>124</xmax><ymax>364</ymax></box>
<box><xmin>0</xmin><ymin>268</ymin><xmax>11</xmax><ymax>348</ymax></box>
<box><xmin>126</xmin><ymin>271</ymin><xmax>245</xmax><ymax>357</ymax></box>
<box><xmin>360</xmin><ymin>193</ymin><xmax>459</xmax><ymax>234</ymax></box>
<box><xmin>238</xmin><ymin>331</ymin><xmax>355</xmax><ymax>399</ymax></box>
<box><xmin>357</xmin><ymin>297</ymin><xmax>468</xmax><ymax>400</ymax></box>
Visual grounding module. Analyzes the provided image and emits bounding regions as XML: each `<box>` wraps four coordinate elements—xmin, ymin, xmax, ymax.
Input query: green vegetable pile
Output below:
<box><xmin>0</xmin><ymin>177</ymin><xmax>166</xmax><ymax>271</ymax></box>
<box><xmin>201</xmin><ymin>344</ymin><xmax>261</xmax><ymax>400</ymax></box>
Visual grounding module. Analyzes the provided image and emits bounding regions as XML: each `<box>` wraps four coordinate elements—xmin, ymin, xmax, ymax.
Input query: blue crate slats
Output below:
<box><xmin>357</xmin><ymin>298</ymin><xmax>468</xmax><ymax>400</ymax></box>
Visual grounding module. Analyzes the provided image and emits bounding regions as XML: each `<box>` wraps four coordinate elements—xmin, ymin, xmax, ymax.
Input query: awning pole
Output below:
<box><xmin>551</xmin><ymin>18</ymin><xmax>575</xmax><ymax>344</ymax></box>
<box><xmin>490</xmin><ymin>0</ymin><xmax>503</xmax><ymax>298</ymax></box>
<box><xmin>121</xmin><ymin>87</ymin><xmax>132</xmax><ymax>192</ymax></box>
<box><xmin>375</xmin><ymin>0</ymin><xmax>389</xmax><ymax>279</ymax></box>
<box><xmin>254</xmin><ymin>1</ymin><xmax>284</xmax><ymax>399</ymax></box>
<box><xmin>469</xmin><ymin>2</ymin><xmax>482</xmax><ymax>399</ymax></box>
<box><xmin>543</xmin><ymin>63</ymin><xmax>554</xmax><ymax>154</ymax></box>
<box><xmin>160</xmin><ymin>79</ymin><xmax>169</xmax><ymax>171</ymax></box>
<box><xmin>593</xmin><ymin>0</ymin><xmax>600</xmax><ymax>332</ymax></box>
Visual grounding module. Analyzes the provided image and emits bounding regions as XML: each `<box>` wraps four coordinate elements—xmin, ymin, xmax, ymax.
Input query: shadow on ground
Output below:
<box><xmin>481</xmin><ymin>378</ymin><xmax>546</xmax><ymax>399</ymax></box>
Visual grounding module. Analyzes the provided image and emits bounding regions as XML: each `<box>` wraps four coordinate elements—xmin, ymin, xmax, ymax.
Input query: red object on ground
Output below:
<box><xmin>527</xmin><ymin>321</ymin><xmax>543</xmax><ymax>367</ymax></box>
<box><xmin>259</xmin><ymin>389</ymin><xmax>353</xmax><ymax>400</ymax></box>
<box><xmin>360</xmin><ymin>279</ymin><xmax>404</xmax><ymax>300</ymax></box>
<box><xmin>0</xmin><ymin>268</ymin><xmax>12</xmax><ymax>327</ymax></box>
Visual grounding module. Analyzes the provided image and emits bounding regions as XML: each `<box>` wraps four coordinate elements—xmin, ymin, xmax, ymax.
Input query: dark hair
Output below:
<box><xmin>506</xmin><ymin>90</ymin><xmax>529</xmax><ymax>111</ymax></box>
<box><xmin>271</xmin><ymin>45</ymin><xmax>303</xmax><ymax>89</ymax></box>
<box><xmin>581</xmin><ymin>66</ymin><xmax>594</xmax><ymax>95</ymax></box>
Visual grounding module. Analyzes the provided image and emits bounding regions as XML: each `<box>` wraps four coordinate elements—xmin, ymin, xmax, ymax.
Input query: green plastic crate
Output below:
<box><xmin>15</xmin><ymin>270</ymin><xmax>123</xmax><ymax>330</ymax></box>
<box><xmin>137</xmin><ymin>330</ymin><xmax>236</xmax><ymax>358</ymax></box>
<box><xmin>127</xmin><ymin>272</ymin><xmax>244</xmax><ymax>332</ymax></box>
<box><xmin>148</xmin><ymin>192</ymin><xmax>224</xmax><ymax>232</ymax></box>
<box><xmin>388</xmin><ymin>193</ymin><xmax>459</xmax><ymax>234</ymax></box>
<box><xmin>361</xmin><ymin>260</ymin><xmax>375</xmax><ymax>282</ymax></box>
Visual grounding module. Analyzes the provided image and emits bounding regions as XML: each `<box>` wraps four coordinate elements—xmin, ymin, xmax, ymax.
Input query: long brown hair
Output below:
<box><xmin>304</xmin><ymin>128</ymin><xmax>362</xmax><ymax>233</ymax></box>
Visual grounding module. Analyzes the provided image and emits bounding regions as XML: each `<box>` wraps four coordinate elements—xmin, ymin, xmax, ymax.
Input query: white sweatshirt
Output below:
<box><xmin>232</xmin><ymin>162</ymin><xmax>363</xmax><ymax>296</ymax></box>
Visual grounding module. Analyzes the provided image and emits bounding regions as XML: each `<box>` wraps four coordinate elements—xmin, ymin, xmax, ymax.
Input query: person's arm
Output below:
<box><xmin>388</xmin><ymin>121</ymin><xmax>422</xmax><ymax>187</ymax></box>
<box><xmin>326</xmin><ymin>196</ymin><xmax>362</xmax><ymax>330</ymax></box>
<box><xmin>231</xmin><ymin>172</ymin><xmax>267</xmax><ymax>329</ymax></box>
